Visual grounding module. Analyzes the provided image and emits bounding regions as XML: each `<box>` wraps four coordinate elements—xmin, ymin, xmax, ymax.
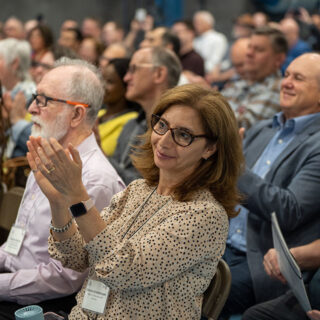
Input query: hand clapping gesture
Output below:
<box><xmin>27</xmin><ymin>136</ymin><xmax>87</xmax><ymax>206</ymax></box>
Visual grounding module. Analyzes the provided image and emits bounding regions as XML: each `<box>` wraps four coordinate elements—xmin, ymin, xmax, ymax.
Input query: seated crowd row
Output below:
<box><xmin>0</xmin><ymin>7</ymin><xmax>319</xmax><ymax>320</ymax></box>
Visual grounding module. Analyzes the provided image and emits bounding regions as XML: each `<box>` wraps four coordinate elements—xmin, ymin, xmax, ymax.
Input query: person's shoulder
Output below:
<box><xmin>179</xmin><ymin>189</ymin><xmax>228</xmax><ymax>220</ymax></box>
<box><xmin>81</xmin><ymin>145</ymin><xmax>122</xmax><ymax>184</ymax></box>
<box><xmin>126</xmin><ymin>179</ymin><xmax>151</xmax><ymax>192</ymax></box>
<box><xmin>248</xmin><ymin>118</ymin><xmax>272</xmax><ymax>133</ymax></box>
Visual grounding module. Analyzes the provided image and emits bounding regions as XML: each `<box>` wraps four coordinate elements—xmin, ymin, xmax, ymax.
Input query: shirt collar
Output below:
<box><xmin>273</xmin><ymin>111</ymin><xmax>320</xmax><ymax>134</ymax></box>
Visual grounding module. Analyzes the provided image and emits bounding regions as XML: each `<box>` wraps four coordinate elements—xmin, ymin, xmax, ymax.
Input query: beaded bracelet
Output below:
<box><xmin>50</xmin><ymin>217</ymin><xmax>74</xmax><ymax>233</ymax></box>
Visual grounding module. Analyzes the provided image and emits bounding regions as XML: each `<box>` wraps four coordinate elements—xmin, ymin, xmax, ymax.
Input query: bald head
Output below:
<box><xmin>297</xmin><ymin>53</ymin><xmax>320</xmax><ymax>85</ymax></box>
<box><xmin>231</xmin><ymin>37</ymin><xmax>250</xmax><ymax>79</ymax></box>
<box><xmin>4</xmin><ymin>17</ymin><xmax>25</xmax><ymax>39</ymax></box>
<box><xmin>280</xmin><ymin>18</ymin><xmax>299</xmax><ymax>48</ymax></box>
<box><xmin>99</xmin><ymin>43</ymin><xmax>128</xmax><ymax>68</ymax></box>
<box><xmin>280</xmin><ymin>53</ymin><xmax>320</xmax><ymax>119</ymax></box>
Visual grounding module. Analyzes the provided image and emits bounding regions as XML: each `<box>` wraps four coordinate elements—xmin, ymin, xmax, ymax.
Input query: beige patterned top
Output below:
<box><xmin>48</xmin><ymin>179</ymin><xmax>229</xmax><ymax>319</ymax></box>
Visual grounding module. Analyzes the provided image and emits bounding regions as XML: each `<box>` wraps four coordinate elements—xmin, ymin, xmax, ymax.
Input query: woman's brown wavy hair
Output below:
<box><xmin>132</xmin><ymin>84</ymin><xmax>244</xmax><ymax>218</ymax></box>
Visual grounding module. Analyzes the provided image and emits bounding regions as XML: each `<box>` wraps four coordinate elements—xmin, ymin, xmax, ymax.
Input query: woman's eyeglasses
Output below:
<box><xmin>151</xmin><ymin>114</ymin><xmax>210</xmax><ymax>147</ymax></box>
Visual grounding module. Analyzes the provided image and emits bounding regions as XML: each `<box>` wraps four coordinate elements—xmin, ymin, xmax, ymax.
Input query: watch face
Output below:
<box><xmin>70</xmin><ymin>202</ymin><xmax>87</xmax><ymax>217</ymax></box>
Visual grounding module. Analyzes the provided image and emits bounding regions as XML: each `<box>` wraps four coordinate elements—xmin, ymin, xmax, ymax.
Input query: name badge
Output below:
<box><xmin>82</xmin><ymin>279</ymin><xmax>110</xmax><ymax>314</ymax></box>
<box><xmin>4</xmin><ymin>225</ymin><xmax>26</xmax><ymax>256</ymax></box>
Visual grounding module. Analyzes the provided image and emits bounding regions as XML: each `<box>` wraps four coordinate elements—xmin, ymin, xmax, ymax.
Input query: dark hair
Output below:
<box><xmin>107</xmin><ymin>58</ymin><xmax>141</xmax><ymax>110</ymax></box>
<box><xmin>132</xmin><ymin>84</ymin><xmax>244</xmax><ymax>217</ymax></box>
<box><xmin>253</xmin><ymin>26</ymin><xmax>288</xmax><ymax>54</ymax></box>
<box><xmin>64</xmin><ymin>27</ymin><xmax>83</xmax><ymax>43</ymax></box>
<box><xmin>108</xmin><ymin>58</ymin><xmax>130</xmax><ymax>86</ymax></box>
<box><xmin>162</xmin><ymin>31</ymin><xmax>181</xmax><ymax>56</ymax></box>
<box><xmin>28</xmin><ymin>24</ymin><xmax>54</xmax><ymax>50</ymax></box>
<box><xmin>174</xmin><ymin>19</ymin><xmax>195</xmax><ymax>32</ymax></box>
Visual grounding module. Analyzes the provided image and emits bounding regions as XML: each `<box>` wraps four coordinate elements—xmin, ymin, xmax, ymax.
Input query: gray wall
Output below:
<box><xmin>0</xmin><ymin>0</ymin><xmax>255</xmax><ymax>40</ymax></box>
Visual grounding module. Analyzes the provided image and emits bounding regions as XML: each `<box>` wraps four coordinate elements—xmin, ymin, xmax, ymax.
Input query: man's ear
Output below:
<box><xmin>153</xmin><ymin>66</ymin><xmax>168</xmax><ymax>85</ymax></box>
<box><xmin>70</xmin><ymin>105</ymin><xmax>87</xmax><ymax>128</ymax></box>
<box><xmin>202</xmin><ymin>143</ymin><xmax>217</xmax><ymax>160</ymax></box>
<box><xmin>11</xmin><ymin>58</ymin><xmax>20</xmax><ymax>73</ymax></box>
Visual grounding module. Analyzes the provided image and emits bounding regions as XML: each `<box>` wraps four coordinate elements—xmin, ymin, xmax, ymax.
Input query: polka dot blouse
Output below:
<box><xmin>48</xmin><ymin>179</ymin><xmax>229</xmax><ymax>319</ymax></box>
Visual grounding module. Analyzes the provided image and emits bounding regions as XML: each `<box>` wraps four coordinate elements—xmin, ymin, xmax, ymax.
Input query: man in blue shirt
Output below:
<box><xmin>220</xmin><ymin>53</ymin><xmax>320</xmax><ymax>318</ymax></box>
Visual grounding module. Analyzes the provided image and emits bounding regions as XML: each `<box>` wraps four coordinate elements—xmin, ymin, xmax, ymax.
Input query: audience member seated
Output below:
<box><xmin>205</xmin><ymin>14</ymin><xmax>254</xmax><ymax>87</ymax></box>
<box><xmin>139</xmin><ymin>26</ymin><xmax>195</xmax><ymax>86</ymax></box>
<box><xmin>221</xmin><ymin>26</ymin><xmax>288</xmax><ymax>129</ymax></box>
<box><xmin>193</xmin><ymin>11</ymin><xmax>228</xmax><ymax>74</ymax></box>
<box><xmin>27</xmin><ymin>84</ymin><xmax>243</xmax><ymax>319</ymax></box>
<box><xmin>284</xmin><ymin>7</ymin><xmax>320</xmax><ymax>51</ymax></box>
<box><xmin>98</xmin><ymin>58</ymin><xmax>139</xmax><ymax>156</ymax></box>
<box><xmin>110</xmin><ymin>47</ymin><xmax>181</xmax><ymax>185</ymax></box>
<box><xmin>79</xmin><ymin>36</ymin><xmax>104</xmax><ymax>66</ymax></box>
<box><xmin>101</xmin><ymin>21</ymin><xmax>124</xmax><ymax>47</ymax></box>
<box><xmin>206</xmin><ymin>36</ymin><xmax>250</xmax><ymax>88</ymax></box>
<box><xmin>220</xmin><ymin>53</ymin><xmax>320</xmax><ymax>319</ymax></box>
<box><xmin>280</xmin><ymin>17</ymin><xmax>311</xmax><ymax>73</ymax></box>
<box><xmin>243</xmin><ymin>239</ymin><xmax>320</xmax><ymax>320</ymax></box>
<box><xmin>172</xmin><ymin>19</ymin><xmax>205</xmax><ymax>76</ymax></box>
<box><xmin>252</xmin><ymin>11</ymin><xmax>269</xmax><ymax>28</ymax></box>
<box><xmin>0</xmin><ymin>38</ymin><xmax>35</xmax><ymax>100</ymax></box>
<box><xmin>3</xmin><ymin>16</ymin><xmax>25</xmax><ymax>40</ymax></box>
<box><xmin>99</xmin><ymin>42</ymin><xmax>129</xmax><ymax>69</ymax></box>
<box><xmin>81</xmin><ymin>17</ymin><xmax>102</xmax><ymax>41</ymax></box>
<box><xmin>60</xmin><ymin>19</ymin><xmax>78</xmax><ymax>32</ymax></box>
<box><xmin>58</xmin><ymin>27</ymin><xmax>83</xmax><ymax>54</ymax></box>
<box><xmin>7</xmin><ymin>45</ymin><xmax>79</xmax><ymax>160</ymax></box>
<box><xmin>139</xmin><ymin>26</ymin><xmax>167</xmax><ymax>49</ymax></box>
<box><xmin>0</xmin><ymin>38</ymin><xmax>35</xmax><ymax>159</ymax></box>
<box><xmin>231</xmin><ymin>14</ymin><xmax>255</xmax><ymax>40</ymax></box>
<box><xmin>28</xmin><ymin>24</ymin><xmax>54</xmax><ymax>62</ymax></box>
<box><xmin>0</xmin><ymin>58</ymin><xmax>124</xmax><ymax>319</ymax></box>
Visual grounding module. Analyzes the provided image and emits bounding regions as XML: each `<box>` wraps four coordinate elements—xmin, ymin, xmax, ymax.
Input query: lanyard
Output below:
<box><xmin>121</xmin><ymin>187</ymin><xmax>171</xmax><ymax>241</ymax></box>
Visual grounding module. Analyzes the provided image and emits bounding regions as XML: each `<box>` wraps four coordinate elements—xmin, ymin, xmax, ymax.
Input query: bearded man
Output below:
<box><xmin>0</xmin><ymin>58</ymin><xmax>124</xmax><ymax>319</ymax></box>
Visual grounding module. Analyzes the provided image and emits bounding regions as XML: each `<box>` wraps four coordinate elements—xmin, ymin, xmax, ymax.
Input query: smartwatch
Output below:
<box><xmin>69</xmin><ymin>198</ymin><xmax>94</xmax><ymax>217</ymax></box>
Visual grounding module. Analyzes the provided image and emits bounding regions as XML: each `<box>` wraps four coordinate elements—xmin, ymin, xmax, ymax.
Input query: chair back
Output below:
<box><xmin>0</xmin><ymin>186</ymin><xmax>24</xmax><ymax>231</ymax></box>
<box><xmin>202</xmin><ymin>259</ymin><xmax>231</xmax><ymax>320</ymax></box>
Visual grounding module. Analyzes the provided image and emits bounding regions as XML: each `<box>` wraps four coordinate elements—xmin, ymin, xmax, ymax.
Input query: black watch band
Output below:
<box><xmin>69</xmin><ymin>198</ymin><xmax>94</xmax><ymax>217</ymax></box>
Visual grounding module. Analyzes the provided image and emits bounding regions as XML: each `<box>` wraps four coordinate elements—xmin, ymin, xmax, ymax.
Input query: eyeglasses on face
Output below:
<box><xmin>127</xmin><ymin>63</ymin><xmax>159</xmax><ymax>74</ymax></box>
<box><xmin>31</xmin><ymin>93</ymin><xmax>90</xmax><ymax>108</ymax></box>
<box><xmin>151</xmin><ymin>114</ymin><xmax>209</xmax><ymax>147</ymax></box>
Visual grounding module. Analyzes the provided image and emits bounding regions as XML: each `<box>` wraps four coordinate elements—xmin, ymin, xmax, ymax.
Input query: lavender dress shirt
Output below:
<box><xmin>0</xmin><ymin>133</ymin><xmax>124</xmax><ymax>304</ymax></box>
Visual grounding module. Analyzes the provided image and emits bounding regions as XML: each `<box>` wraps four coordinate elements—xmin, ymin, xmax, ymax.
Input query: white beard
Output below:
<box><xmin>31</xmin><ymin>107</ymin><xmax>71</xmax><ymax>141</ymax></box>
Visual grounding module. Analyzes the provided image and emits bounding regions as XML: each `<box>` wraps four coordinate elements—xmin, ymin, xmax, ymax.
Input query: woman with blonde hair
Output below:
<box><xmin>27</xmin><ymin>84</ymin><xmax>243</xmax><ymax>319</ymax></box>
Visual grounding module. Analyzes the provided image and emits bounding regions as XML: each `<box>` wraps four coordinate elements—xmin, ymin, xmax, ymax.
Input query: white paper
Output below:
<box><xmin>4</xmin><ymin>225</ymin><xmax>26</xmax><ymax>256</ymax></box>
<box><xmin>82</xmin><ymin>279</ymin><xmax>109</xmax><ymax>314</ymax></box>
<box><xmin>271</xmin><ymin>212</ymin><xmax>311</xmax><ymax>312</ymax></box>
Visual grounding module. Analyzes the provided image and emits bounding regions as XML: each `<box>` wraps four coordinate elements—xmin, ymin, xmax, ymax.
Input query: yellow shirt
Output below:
<box><xmin>98</xmin><ymin>110</ymin><xmax>138</xmax><ymax>157</ymax></box>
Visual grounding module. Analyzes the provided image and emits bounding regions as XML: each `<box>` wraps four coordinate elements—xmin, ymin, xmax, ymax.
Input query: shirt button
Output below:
<box><xmin>278</xmin><ymin>139</ymin><xmax>283</xmax><ymax>144</ymax></box>
<box><xmin>266</xmin><ymin>160</ymin><xmax>271</xmax><ymax>165</ymax></box>
<box><xmin>237</xmin><ymin>229</ymin><xmax>242</xmax><ymax>234</ymax></box>
<box><xmin>31</xmin><ymin>194</ymin><xmax>35</xmax><ymax>200</ymax></box>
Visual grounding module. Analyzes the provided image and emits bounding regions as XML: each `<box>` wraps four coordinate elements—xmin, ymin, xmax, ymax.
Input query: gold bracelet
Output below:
<box><xmin>50</xmin><ymin>218</ymin><xmax>74</xmax><ymax>233</ymax></box>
